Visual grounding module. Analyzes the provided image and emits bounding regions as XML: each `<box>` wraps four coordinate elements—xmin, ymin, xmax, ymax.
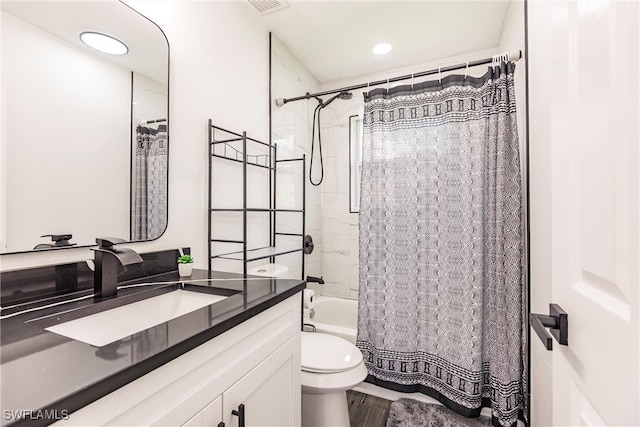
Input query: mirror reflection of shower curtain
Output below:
<box><xmin>132</xmin><ymin>125</ymin><xmax>167</xmax><ymax>240</ymax></box>
<box><xmin>357</xmin><ymin>63</ymin><xmax>525</xmax><ymax>427</ymax></box>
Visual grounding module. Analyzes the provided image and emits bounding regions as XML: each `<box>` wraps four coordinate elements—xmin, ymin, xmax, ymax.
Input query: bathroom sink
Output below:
<box><xmin>45</xmin><ymin>289</ymin><xmax>228</xmax><ymax>347</ymax></box>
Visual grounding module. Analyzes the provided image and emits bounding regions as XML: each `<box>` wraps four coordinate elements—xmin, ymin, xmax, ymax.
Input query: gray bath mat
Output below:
<box><xmin>386</xmin><ymin>398</ymin><xmax>491</xmax><ymax>427</ymax></box>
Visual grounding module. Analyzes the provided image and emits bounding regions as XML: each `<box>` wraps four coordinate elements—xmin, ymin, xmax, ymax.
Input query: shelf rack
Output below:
<box><xmin>208</xmin><ymin>120</ymin><xmax>306</xmax><ymax>278</ymax></box>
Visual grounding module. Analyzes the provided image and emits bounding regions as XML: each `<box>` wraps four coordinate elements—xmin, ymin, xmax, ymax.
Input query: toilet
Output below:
<box><xmin>301</xmin><ymin>332</ymin><xmax>368</xmax><ymax>427</ymax></box>
<box><xmin>253</xmin><ymin>263</ymin><xmax>367</xmax><ymax>426</ymax></box>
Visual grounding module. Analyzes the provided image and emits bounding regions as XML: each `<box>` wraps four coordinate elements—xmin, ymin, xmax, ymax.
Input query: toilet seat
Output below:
<box><xmin>301</xmin><ymin>332</ymin><xmax>363</xmax><ymax>374</ymax></box>
<box><xmin>301</xmin><ymin>362</ymin><xmax>368</xmax><ymax>394</ymax></box>
<box><xmin>300</xmin><ymin>332</ymin><xmax>368</xmax><ymax>425</ymax></box>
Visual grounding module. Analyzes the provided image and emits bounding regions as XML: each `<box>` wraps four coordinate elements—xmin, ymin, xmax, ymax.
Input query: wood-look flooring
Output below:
<box><xmin>347</xmin><ymin>390</ymin><xmax>392</xmax><ymax>427</ymax></box>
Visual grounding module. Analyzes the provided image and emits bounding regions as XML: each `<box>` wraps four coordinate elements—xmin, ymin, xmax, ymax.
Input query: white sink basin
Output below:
<box><xmin>46</xmin><ymin>290</ymin><xmax>227</xmax><ymax>347</ymax></box>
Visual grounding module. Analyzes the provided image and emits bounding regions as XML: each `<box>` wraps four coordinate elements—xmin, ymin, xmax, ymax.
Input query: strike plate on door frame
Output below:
<box><xmin>530</xmin><ymin>304</ymin><xmax>568</xmax><ymax>351</ymax></box>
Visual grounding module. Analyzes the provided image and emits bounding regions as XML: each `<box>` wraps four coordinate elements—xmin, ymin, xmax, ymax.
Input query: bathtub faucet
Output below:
<box><xmin>306</xmin><ymin>275</ymin><xmax>325</xmax><ymax>285</ymax></box>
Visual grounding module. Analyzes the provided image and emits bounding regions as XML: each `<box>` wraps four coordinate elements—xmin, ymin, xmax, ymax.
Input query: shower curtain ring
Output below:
<box><xmin>464</xmin><ymin>62</ymin><xmax>469</xmax><ymax>80</ymax></box>
<box><xmin>411</xmin><ymin>73</ymin><xmax>415</xmax><ymax>89</ymax></box>
<box><xmin>438</xmin><ymin>66</ymin><xmax>442</xmax><ymax>85</ymax></box>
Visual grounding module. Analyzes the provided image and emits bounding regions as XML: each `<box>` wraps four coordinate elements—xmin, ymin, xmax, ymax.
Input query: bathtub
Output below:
<box><xmin>303</xmin><ymin>296</ymin><xmax>358</xmax><ymax>344</ymax></box>
<box><xmin>305</xmin><ymin>295</ymin><xmax>455</xmax><ymax>411</ymax></box>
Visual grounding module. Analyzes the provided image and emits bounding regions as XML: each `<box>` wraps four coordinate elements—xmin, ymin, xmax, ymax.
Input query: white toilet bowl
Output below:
<box><xmin>301</xmin><ymin>332</ymin><xmax>368</xmax><ymax>427</ymax></box>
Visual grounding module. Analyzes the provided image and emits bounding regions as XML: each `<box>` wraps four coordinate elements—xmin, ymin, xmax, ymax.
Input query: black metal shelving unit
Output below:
<box><xmin>208</xmin><ymin>120</ymin><xmax>306</xmax><ymax>278</ymax></box>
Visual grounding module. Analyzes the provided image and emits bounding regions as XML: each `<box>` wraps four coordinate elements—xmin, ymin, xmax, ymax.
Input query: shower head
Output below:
<box><xmin>320</xmin><ymin>91</ymin><xmax>353</xmax><ymax>108</ymax></box>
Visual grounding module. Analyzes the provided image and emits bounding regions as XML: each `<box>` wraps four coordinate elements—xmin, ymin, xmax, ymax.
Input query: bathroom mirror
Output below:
<box><xmin>0</xmin><ymin>1</ymin><xmax>169</xmax><ymax>254</ymax></box>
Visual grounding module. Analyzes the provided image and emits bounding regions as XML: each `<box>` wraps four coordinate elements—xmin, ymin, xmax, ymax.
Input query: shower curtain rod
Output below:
<box><xmin>278</xmin><ymin>50</ymin><xmax>522</xmax><ymax>105</ymax></box>
<box><xmin>146</xmin><ymin>118</ymin><xmax>167</xmax><ymax>124</ymax></box>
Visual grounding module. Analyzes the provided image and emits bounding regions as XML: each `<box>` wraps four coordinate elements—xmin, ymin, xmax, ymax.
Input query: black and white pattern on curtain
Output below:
<box><xmin>132</xmin><ymin>125</ymin><xmax>168</xmax><ymax>240</ymax></box>
<box><xmin>356</xmin><ymin>62</ymin><xmax>525</xmax><ymax>427</ymax></box>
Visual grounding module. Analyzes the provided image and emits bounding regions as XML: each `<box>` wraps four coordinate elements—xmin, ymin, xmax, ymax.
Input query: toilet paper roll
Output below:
<box><xmin>303</xmin><ymin>289</ymin><xmax>315</xmax><ymax>309</ymax></box>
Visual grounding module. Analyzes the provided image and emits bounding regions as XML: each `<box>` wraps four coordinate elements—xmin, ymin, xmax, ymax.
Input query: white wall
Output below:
<box><xmin>127</xmin><ymin>0</ymin><xmax>275</xmax><ymax>274</ymax></box>
<box><xmin>270</xmin><ymin>36</ymin><xmax>322</xmax><ymax>284</ymax></box>
<box><xmin>1</xmin><ymin>11</ymin><xmax>131</xmax><ymax>253</ymax></box>
<box><xmin>0</xmin><ymin>1</ymin><xmax>272</xmax><ymax>270</ymax></box>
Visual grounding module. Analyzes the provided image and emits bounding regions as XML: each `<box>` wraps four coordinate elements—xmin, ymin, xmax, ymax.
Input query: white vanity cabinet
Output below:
<box><xmin>183</xmin><ymin>333</ymin><xmax>299</xmax><ymax>427</ymax></box>
<box><xmin>54</xmin><ymin>294</ymin><xmax>301</xmax><ymax>427</ymax></box>
<box><xmin>182</xmin><ymin>396</ymin><xmax>222</xmax><ymax>427</ymax></box>
<box><xmin>222</xmin><ymin>334</ymin><xmax>298</xmax><ymax>427</ymax></box>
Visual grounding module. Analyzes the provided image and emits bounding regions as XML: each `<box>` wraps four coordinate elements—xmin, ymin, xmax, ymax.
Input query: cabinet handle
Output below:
<box><xmin>232</xmin><ymin>404</ymin><xmax>245</xmax><ymax>427</ymax></box>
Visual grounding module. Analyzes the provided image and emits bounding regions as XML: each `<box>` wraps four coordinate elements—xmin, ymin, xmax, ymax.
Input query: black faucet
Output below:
<box><xmin>305</xmin><ymin>275</ymin><xmax>324</xmax><ymax>285</ymax></box>
<box><xmin>33</xmin><ymin>234</ymin><xmax>77</xmax><ymax>249</ymax></box>
<box><xmin>92</xmin><ymin>237</ymin><xmax>143</xmax><ymax>298</ymax></box>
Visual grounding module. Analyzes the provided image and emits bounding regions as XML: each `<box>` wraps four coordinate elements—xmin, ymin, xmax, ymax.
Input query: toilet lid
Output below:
<box><xmin>301</xmin><ymin>332</ymin><xmax>363</xmax><ymax>373</ymax></box>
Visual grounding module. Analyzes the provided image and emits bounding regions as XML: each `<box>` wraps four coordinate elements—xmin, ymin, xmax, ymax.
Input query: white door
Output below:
<box><xmin>528</xmin><ymin>1</ymin><xmax>639</xmax><ymax>426</ymax></box>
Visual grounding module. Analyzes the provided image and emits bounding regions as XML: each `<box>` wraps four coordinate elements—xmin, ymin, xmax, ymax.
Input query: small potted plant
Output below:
<box><xmin>177</xmin><ymin>254</ymin><xmax>194</xmax><ymax>277</ymax></box>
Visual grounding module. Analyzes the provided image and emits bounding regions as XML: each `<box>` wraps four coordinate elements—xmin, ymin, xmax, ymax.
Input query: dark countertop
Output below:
<box><xmin>0</xmin><ymin>269</ymin><xmax>305</xmax><ymax>426</ymax></box>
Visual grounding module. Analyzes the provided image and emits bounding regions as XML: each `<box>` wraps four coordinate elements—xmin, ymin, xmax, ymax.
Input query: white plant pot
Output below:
<box><xmin>178</xmin><ymin>263</ymin><xmax>193</xmax><ymax>277</ymax></box>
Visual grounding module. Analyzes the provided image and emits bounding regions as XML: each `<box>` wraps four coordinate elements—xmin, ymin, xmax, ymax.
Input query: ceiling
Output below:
<box><xmin>2</xmin><ymin>0</ymin><xmax>511</xmax><ymax>87</ymax></box>
<box><xmin>1</xmin><ymin>1</ymin><xmax>168</xmax><ymax>84</ymax></box>
<box><xmin>246</xmin><ymin>0</ymin><xmax>512</xmax><ymax>84</ymax></box>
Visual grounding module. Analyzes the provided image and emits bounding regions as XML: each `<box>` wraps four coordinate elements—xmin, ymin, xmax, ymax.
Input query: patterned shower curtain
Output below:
<box><xmin>132</xmin><ymin>125</ymin><xmax>168</xmax><ymax>240</ymax></box>
<box><xmin>356</xmin><ymin>62</ymin><xmax>525</xmax><ymax>427</ymax></box>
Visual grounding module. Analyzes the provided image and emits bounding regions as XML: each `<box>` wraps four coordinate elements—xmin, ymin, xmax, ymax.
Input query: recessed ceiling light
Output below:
<box><xmin>80</xmin><ymin>32</ymin><xmax>128</xmax><ymax>55</ymax></box>
<box><xmin>373</xmin><ymin>43</ymin><xmax>393</xmax><ymax>55</ymax></box>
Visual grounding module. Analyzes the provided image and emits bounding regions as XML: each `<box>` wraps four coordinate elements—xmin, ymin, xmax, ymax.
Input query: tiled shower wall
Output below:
<box><xmin>270</xmin><ymin>36</ymin><xmax>323</xmax><ymax>291</ymax></box>
<box><xmin>317</xmin><ymin>108</ymin><xmax>360</xmax><ymax>300</ymax></box>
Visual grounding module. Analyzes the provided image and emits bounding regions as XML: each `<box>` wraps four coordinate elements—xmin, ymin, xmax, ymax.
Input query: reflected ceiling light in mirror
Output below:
<box><xmin>80</xmin><ymin>32</ymin><xmax>128</xmax><ymax>55</ymax></box>
<box><xmin>372</xmin><ymin>43</ymin><xmax>393</xmax><ymax>55</ymax></box>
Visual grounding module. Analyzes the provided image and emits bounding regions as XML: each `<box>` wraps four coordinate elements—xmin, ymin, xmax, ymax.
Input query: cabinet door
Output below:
<box><xmin>223</xmin><ymin>334</ymin><xmax>301</xmax><ymax>427</ymax></box>
<box><xmin>182</xmin><ymin>395</ymin><xmax>223</xmax><ymax>427</ymax></box>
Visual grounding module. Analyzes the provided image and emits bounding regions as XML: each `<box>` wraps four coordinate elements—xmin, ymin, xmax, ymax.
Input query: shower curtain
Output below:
<box><xmin>356</xmin><ymin>62</ymin><xmax>525</xmax><ymax>427</ymax></box>
<box><xmin>132</xmin><ymin>125</ymin><xmax>168</xmax><ymax>240</ymax></box>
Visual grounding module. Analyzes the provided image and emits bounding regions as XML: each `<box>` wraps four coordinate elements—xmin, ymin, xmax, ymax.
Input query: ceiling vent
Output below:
<box><xmin>247</xmin><ymin>0</ymin><xmax>289</xmax><ymax>15</ymax></box>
